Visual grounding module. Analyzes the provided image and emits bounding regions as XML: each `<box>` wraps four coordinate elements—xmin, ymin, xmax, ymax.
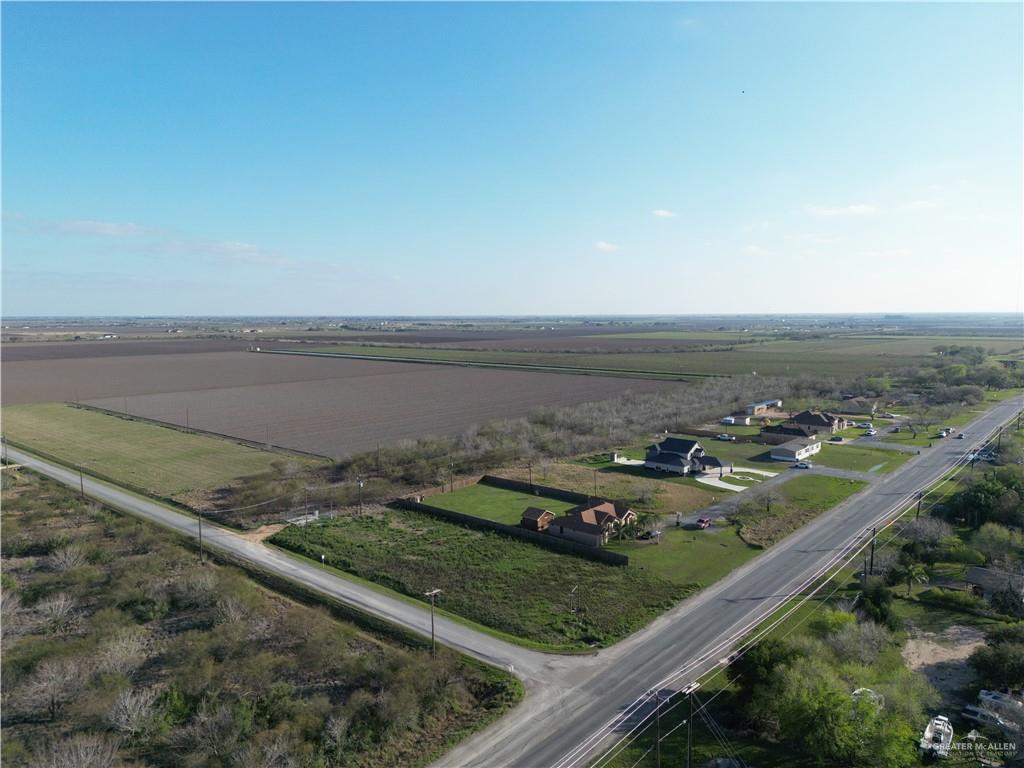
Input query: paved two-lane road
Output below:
<box><xmin>7</xmin><ymin>393</ymin><xmax>1021</xmax><ymax>768</ymax></box>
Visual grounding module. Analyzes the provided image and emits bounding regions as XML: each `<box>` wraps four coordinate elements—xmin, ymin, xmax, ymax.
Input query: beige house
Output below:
<box><xmin>769</xmin><ymin>438</ymin><xmax>822</xmax><ymax>462</ymax></box>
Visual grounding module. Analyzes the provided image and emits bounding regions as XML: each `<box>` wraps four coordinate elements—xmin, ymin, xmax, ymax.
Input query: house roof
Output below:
<box><xmin>521</xmin><ymin>507</ymin><xmax>553</xmax><ymax>522</ymax></box>
<box><xmin>793</xmin><ymin>410</ymin><xmax>841</xmax><ymax>427</ymax></box>
<box><xmin>648</xmin><ymin>437</ymin><xmax>701</xmax><ymax>457</ymax></box>
<box><xmin>700</xmin><ymin>456</ymin><xmax>724</xmax><ymax>468</ymax></box>
<box><xmin>566</xmin><ymin>500</ymin><xmax>635</xmax><ymax>522</ymax></box>
<box><xmin>774</xmin><ymin>438</ymin><xmax>819</xmax><ymax>452</ymax></box>
<box><xmin>762</xmin><ymin>423</ymin><xmax>817</xmax><ymax>437</ymax></box>
<box><xmin>550</xmin><ymin>513</ymin><xmax>612</xmax><ymax>536</ymax></box>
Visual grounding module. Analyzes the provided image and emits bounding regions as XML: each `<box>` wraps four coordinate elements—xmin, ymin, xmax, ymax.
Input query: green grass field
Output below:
<box><xmin>270</xmin><ymin>507</ymin><xmax>693</xmax><ymax>649</ymax></box>
<box><xmin>815</xmin><ymin>444</ymin><xmax>910</xmax><ymax>473</ymax></box>
<box><xmin>425</xmin><ymin>483</ymin><xmax>578</xmax><ymax>524</ymax></box>
<box><xmin>733</xmin><ymin>475</ymin><xmax>867</xmax><ymax>547</ymax></box>
<box><xmin>778</xmin><ymin>474</ymin><xmax>867</xmax><ymax>510</ymax></box>
<box><xmin>1</xmin><ymin>403</ymin><xmax>307</xmax><ymax>500</ymax></box>
<box><xmin>606</xmin><ymin>523</ymin><xmax>760</xmax><ymax>587</ymax></box>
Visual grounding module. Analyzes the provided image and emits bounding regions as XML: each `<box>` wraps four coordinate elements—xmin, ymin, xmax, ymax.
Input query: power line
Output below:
<box><xmin>573</xmin><ymin>414</ymin><xmax>1011</xmax><ymax>768</ymax></box>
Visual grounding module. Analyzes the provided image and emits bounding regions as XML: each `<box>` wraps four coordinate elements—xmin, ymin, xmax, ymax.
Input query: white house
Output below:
<box><xmin>769</xmin><ymin>438</ymin><xmax>821</xmax><ymax>462</ymax></box>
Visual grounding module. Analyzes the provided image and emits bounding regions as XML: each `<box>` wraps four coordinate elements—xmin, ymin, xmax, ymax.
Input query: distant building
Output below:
<box><xmin>521</xmin><ymin>507</ymin><xmax>554</xmax><ymax>532</ymax></box>
<box><xmin>841</xmin><ymin>397</ymin><xmax>880</xmax><ymax>416</ymax></box>
<box><xmin>722</xmin><ymin>415</ymin><xmax>751</xmax><ymax>426</ymax></box>
<box><xmin>745</xmin><ymin>399</ymin><xmax>783</xmax><ymax>416</ymax></box>
<box><xmin>769</xmin><ymin>438</ymin><xmax>822</xmax><ymax>462</ymax></box>
<box><xmin>792</xmin><ymin>410</ymin><xmax>847</xmax><ymax>434</ymax></box>
<box><xmin>645</xmin><ymin>437</ymin><xmax>706</xmax><ymax>475</ymax></box>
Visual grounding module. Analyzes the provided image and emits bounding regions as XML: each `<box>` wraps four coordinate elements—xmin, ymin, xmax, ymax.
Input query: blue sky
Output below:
<box><xmin>2</xmin><ymin>2</ymin><xmax>1021</xmax><ymax>316</ymax></box>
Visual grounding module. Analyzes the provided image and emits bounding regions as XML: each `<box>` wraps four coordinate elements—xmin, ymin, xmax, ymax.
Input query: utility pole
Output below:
<box><xmin>357</xmin><ymin>477</ymin><xmax>364</xmax><ymax>515</ymax></box>
<box><xmin>683</xmin><ymin>682</ymin><xmax>700</xmax><ymax>768</ymax></box>
<box><xmin>424</xmin><ymin>588</ymin><xmax>442</xmax><ymax>656</ymax></box>
<box><xmin>570</xmin><ymin>584</ymin><xmax>579</xmax><ymax>616</ymax></box>
<box><xmin>79</xmin><ymin>466</ymin><xmax>85</xmax><ymax>498</ymax></box>
<box><xmin>869</xmin><ymin>527</ymin><xmax>877</xmax><ymax>575</ymax></box>
<box><xmin>997</xmin><ymin>429</ymin><xmax>1003</xmax><ymax>451</ymax></box>
<box><xmin>654</xmin><ymin>690</ymin><xmax>662</xmax><ymax>768</ymax></box>
<box><xmin>449</xmin><ymin>457</ymin><xmax>455</xmax><ymax>493</ymax></box>
<box><xmin>915</xmin><ymin>492</ymin><xmax>924</xmax><ymax>520</ymax></box>
<box><xmin>198</xmin><ymin>510</ymin><xmax>204</xmax><ymax>563</ymax></box>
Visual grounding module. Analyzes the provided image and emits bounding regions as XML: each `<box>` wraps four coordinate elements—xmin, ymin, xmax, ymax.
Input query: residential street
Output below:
<box><xmin>6</xmin><ymin>393</ymin><xmax>1021</xmax><ymax>768</ymax></box>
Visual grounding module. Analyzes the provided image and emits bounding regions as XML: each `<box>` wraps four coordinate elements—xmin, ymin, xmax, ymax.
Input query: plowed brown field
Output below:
<box><xmin>3</xmin><ymin>349</ymin><xmax>678</xmax><ymax>457</ymax></box>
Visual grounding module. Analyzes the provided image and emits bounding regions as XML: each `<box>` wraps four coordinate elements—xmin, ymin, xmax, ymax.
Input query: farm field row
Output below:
<box><xmin>0</xmin><ymin>403</ymin><xmax>304</xmax><ymax>501</ymax></box>
<box><xmin>2</xmin><ymin>350</ymin><xmax>678</xmax><ymax>456</ymax></box>
<box><xmin>285</xmin><ymin>334</ymin><xmax>1023</xmax><ymax>377</ymax></box>
<box><xmin>80</xmin><ymin>362</ymin><xmax>676</xmax><ymax>458</ymax></box>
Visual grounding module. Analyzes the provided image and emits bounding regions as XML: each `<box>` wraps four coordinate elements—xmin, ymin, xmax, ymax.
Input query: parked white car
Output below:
<box><xmin>857</xmin><ymin>422</ymin><xmax>873</xmax><ymax>429</ymax></box>
<box><xmin>795</xmin><ymin>462</ymin><xmax>814</xmax><ymax>469</ymax></box>
<box><xmin>865</xmin><ymin>428</ymin><xmax>878</xmax><ymax>436</ymax></box>
<box><xmin>716</xmin><ymin>434</ymin><xmax>736</xmax><ymax>442</ymax></box>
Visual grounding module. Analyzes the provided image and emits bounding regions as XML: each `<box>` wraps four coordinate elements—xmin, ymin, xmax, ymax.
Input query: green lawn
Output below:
<box><xmin>1</xmin><ymin>403</ymin><xmax>309</xmax><ymax>500</ymax></box>
<box><xmin>425</xmin><ymin>482</ymin><xmax>578</xmax><ymax>524</ymax></box>
<box><xmin>815</xmin><ymin>444</ymin><xmax>911</xmax><ymax>473</ymax></box>
<box><xmin>270</xmin><ymin>508</ymin><xmax>693</xmax><ymax>649</ymax></box>
<box><xmin>606</xmin><ymin>523</ymin><xmax>760</xmax><ymax>587</ymax></box>
<box><xmin>733</xmin><ymin>475</ymin><xmax>868</xmax><ymax>547</ymax></box>
<box><xmin>778</xmin><ymin>474</ymin><xmax>867</xmax><ymax>510</ymax></box>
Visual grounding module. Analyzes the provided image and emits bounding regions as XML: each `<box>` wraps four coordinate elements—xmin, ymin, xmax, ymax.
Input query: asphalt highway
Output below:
<box><xmin>7</xmin><ymin>393</ymin><xmax>1021</xmax><ymax>768</ymax></box>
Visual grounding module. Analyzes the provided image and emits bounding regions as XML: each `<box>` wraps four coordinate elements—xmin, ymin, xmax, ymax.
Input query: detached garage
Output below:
<box><xmin>770</xmin><ymin>438</ymin><xmax>821</xmax><ymax>462</ymax></box>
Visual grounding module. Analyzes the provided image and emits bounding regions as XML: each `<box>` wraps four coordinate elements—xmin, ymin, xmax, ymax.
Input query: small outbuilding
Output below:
<box><xmin>521</xmin><ymin>507</ymin><xmax>554</xmax><ymax>532</ymax></box>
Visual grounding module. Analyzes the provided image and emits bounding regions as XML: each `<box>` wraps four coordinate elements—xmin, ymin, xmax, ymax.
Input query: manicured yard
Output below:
<box><xmin>606</xmin><ymin>523</ymin><xmax>760</xmax><ymax>587</ymax></box>
<box><xmin>425</xmin><ymin>482</ymin><xmax>578</xmax><ymax>524</ymax></box>
<box><xmin>501</xmin><ymin>461</ymin><xmax>717</xmax><ymax>515</ymax></box>
<box><xmin>778</xmin><ymin>474</ymin><xmax>867</xmax><ymax>510</ymax></box>
<box><xmin>271</xmin><ymin>508</ymin><xmax>693</xmax><ymax>649</ymax></box>
<box><xmin>1</xmin><ymin>403</ymin><xmax>310</xmax><ymax>501</ymax></box>
<box><xmin>815</xmin><ymin>444</ymin><xmax>911</xmax><ymax>473</ymax></box>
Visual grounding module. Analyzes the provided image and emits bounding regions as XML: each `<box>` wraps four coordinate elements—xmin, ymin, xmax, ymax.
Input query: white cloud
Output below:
<box><xmin>54</xmin><ymin>219</ymin><xmax>147</xmax><ymax>236</ymax></box>
<box><xmin>805</xmin><ymin>203</ymin><xmax>876</xmax><ymax>217</ymax></box>
<box><xmin>743</xmin><ymin>245</ymin><xmax>768</xmax><ymax>256</ymax></box>
<box><xmin>907</xmin><ymin>199</ymin><xmax>940</xmax><ymax>210</ymax></box>
<box><xmin>651</xmin><ymin>209</ymin><xmax>677</xmax><ymax>218</ymax></box>
<box><xmin>594</xmin><ymin>241</ymin><xmax>619</xmax><ymax>252</ymax></box>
